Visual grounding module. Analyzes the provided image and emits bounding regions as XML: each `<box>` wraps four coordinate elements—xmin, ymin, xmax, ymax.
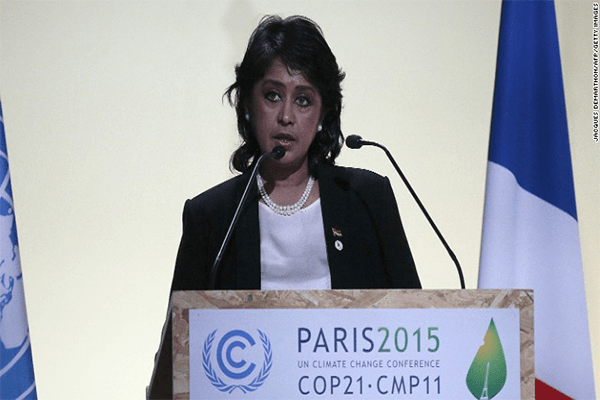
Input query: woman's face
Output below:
<box><xmin>248</xmin><ymin>58</ymin><xmax>323</xmax><ymax>172</ymax></box>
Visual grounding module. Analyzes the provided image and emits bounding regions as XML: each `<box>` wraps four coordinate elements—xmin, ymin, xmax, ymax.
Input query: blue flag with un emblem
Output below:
<box><xmin>0</xmin><ymin>102</ymin><xmax>37</xmax><ymax>399</ymax></box>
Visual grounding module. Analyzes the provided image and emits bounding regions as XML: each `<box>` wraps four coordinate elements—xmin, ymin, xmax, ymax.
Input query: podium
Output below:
<box><xmin>148</xmin><ymin>289</ymin><xmax>533</xmax><ymax>399</ymax></box>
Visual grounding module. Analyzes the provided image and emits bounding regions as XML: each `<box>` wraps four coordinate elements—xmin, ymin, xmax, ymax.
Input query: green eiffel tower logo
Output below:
<box><xmin>466</xmin><ymin>319</ymin><xmax>507</xmax><ymax>399</ymax></box>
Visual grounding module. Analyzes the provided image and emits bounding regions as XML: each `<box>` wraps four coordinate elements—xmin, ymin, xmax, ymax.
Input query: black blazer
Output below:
<box><xmin>170</xmin><ymin>163</ymin><xmax>421</xmax><ymax>291</ymax></box>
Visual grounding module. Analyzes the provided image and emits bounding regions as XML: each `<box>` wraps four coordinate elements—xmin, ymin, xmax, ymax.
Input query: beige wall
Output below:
<box><xmin>0</xmin><ymin>1</ymin><xmax>597</xmax><ymax>398</ymax></box>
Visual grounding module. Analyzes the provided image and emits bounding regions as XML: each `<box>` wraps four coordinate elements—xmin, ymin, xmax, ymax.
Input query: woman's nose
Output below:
<box><xmin>278</xmin><ymin>100</ymin><xmax>295</xmax><ymax>126</ymax></box>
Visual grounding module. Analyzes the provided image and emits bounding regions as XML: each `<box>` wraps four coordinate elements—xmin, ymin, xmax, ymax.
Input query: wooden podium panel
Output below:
<box><xmin>149</xmin><ymin>289</ymin><xmax>533</xmax><ymax>399</ymax></box>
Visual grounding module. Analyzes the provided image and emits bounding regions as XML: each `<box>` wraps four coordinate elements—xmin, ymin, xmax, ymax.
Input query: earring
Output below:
<box><xmin>245</xmin><ymin>112</ymin><xmax>250</xmax><ymax>122</ymax></box>
<box><xmin>317</xmin><ymin>124</ymin><xmax>323</xmax><ymax>132</ymax></box>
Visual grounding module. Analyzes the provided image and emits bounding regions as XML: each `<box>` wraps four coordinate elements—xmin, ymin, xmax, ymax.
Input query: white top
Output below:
<box><xmin>259</xmin><ymin>199</ymin><xmax>331</xmax><ymax>290</ymax></box>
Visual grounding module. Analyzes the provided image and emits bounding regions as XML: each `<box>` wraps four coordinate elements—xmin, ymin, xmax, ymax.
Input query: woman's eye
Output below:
<box><xmin>265</xmin><ymin>91</ymin><xmax>281</xmax><ymax>102</ymax></box>
<box><xmin>296</xmin><ymin>95</ymin><xmax>311</xmax><ymax>107</ymax></box>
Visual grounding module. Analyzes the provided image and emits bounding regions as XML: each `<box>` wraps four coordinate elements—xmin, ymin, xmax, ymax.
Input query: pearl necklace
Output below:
<box><xmin>257</xmin><ymin>173</ymin><xmax>315</xmax><ymax>216</ymax></box>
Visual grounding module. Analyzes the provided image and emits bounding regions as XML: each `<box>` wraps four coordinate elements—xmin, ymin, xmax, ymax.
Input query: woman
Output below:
<box><xmin>170</xmin><ymin>15</ymin><xmax>421</xmax><ymax>291</ymax></box>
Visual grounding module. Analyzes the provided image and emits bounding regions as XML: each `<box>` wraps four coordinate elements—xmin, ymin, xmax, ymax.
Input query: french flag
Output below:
<box><xmin>478</xmin><ymin>1</ymin><xmax>595</xmax><ymax>399</ymax></box>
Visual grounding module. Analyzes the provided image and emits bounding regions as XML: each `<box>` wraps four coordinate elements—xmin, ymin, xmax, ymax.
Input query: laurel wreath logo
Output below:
<box><xmin>202</xmin><ymin>329</ymin><xmax>273</xmax><ymax>394</ymax></box>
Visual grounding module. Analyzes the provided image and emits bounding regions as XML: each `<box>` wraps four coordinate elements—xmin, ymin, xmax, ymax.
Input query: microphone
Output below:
<box><xmin>271</xmin><ymin>145</ymin><xmax>286</xmax><ymax>160</ymax></box>
<box><xmin>345</xmin><ymin>134</ymin><xmax>364</xmax><ymax>149</ymax></box>
<box><xmin>208</xmin><ymin>146</ymin><xmax>286</xmax><ymax>289</ymax></box>
<box><xmin>345</xmin><ymin>135</ymin><xmax>465</xmax><ymax>289</ymax></box>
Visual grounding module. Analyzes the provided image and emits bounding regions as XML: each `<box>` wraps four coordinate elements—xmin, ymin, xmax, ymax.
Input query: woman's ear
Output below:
<box><xmin>243</xmin><ymin>101</ymin><xmax>252</xmax><ymax>122</ymax></box>
<box><xmin>318</xmin><ymin>112</ymin><xmax>326</xmax><ymax>132</ymax></box>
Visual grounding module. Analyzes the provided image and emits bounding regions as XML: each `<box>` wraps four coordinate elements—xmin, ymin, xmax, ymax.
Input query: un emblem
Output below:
<box><xmin>202</xmin><ymin>329</ymin><xmax>273</xmax><ymax>394</ymax></box>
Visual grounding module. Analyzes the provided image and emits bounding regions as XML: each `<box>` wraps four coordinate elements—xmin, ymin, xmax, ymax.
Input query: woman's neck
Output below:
<box><xmin>259</xmin><ymin>159</ymin><xmax>311</xmax><ymax>189</ymax></box>
<box><xmin>258</xmin><ymin>159</ymin><xmax>319</xmax><ymax>206</ymax></box>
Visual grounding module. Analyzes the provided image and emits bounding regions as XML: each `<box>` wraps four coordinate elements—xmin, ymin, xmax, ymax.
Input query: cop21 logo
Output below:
<box><xmin>202</xmin><ymin>329</ymin><xmax>273</xmax><ymax>394</ymax></box>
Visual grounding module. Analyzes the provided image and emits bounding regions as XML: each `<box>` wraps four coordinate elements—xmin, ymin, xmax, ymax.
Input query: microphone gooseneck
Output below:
<box><xmin>208</xmin><ymin>146</ymin><xmax>286</xmax><ymax>289</ymax></box>
<box><xmin>346</xmin><ymin>136</ymin><xmax>465</xmax><ymax>289</ymax></box>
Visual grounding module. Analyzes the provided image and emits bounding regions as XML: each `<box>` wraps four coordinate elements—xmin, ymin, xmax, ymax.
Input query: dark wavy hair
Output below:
<box><xmin>225</xmin><ymin>15</ymin><xmax>346</xmax><ymax>175</ymax></box>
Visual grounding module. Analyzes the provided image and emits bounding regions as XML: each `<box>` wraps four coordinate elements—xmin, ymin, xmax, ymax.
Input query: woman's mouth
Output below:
<box><xmin>274</xmin><ymin>134</ymin><xmax>295</xmax><ymax>146</ymax></box>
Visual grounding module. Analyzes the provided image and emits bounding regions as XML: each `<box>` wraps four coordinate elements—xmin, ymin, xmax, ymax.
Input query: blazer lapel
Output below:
<box><xmin>317</xmin><ymin>164</ymin><xmax>353</xmax><ymax>288</ymax></box>
<box><xmin>233</xmin><ymin>172</ymin><xmax>261</xmax><ymax>289</ymax></box>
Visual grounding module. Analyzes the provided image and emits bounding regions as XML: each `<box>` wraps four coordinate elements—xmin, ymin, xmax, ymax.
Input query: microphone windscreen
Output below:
<box><xmin>346</xmin><ymin>135</ymin><xmax>363</xmax><ymax>149</ymax></box>
<box><xmin>271</xmin><ymin>146</ymin><xmax>286</xmax><ymax>159</ymax></box>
